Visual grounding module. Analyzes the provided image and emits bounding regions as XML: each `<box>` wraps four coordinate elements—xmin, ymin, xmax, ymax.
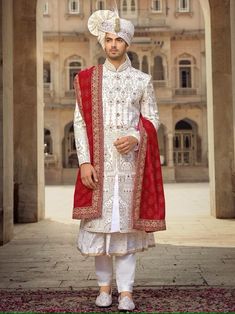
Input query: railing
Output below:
<box><xmin>153</xmin><ymin>80</ymin><xmax>168</xmax><ymax>88</ymax></box>
<box><xmin>64</xmin><ymin>90</ymin><xmax>75</xmax><ymax>98</ymax></box>
<box><xmin>174</xmin><ymin>88</ymin><xmax>197</xmax><ymax>96</ymax></box>
<box><xmin>44</xmin><ymin>83</ymin><xmax>53</xmax><ymax>97</ymax></box>
<box><xmin>44</xmin><ymin>154</ymin><xmax>58</xmax><ymax>168</ymax></box>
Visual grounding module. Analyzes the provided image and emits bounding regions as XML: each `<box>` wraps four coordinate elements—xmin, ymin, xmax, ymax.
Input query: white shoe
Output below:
<box><xmin>118</xmin><ymin>295</ymin><xmax>135</xmax><ymax>311</ymax></box>
<box><xmin>95</xmin><ymin>291</ymin><xmax>112</xmax><ymax>307</ymax></box>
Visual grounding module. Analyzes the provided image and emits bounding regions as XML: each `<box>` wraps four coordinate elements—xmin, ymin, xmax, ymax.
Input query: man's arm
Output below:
<box><xmin>74</xmin><ymin>102</ymin><xmax>91</xmax><ymax>165</ymax></box>
<box><xmin>140</xmin><ymin>76</ymin><xmax>160</xmax><ymax>131</ymax></box>
<box><xmin>74</xmin><ymin>102</ymin><xmax>98</xmax><ymax>189</ymax></box>
<box><xmin>114</xmin><ymin>76</ymin><xmax>160</xmax><ymax>155</ymax></box>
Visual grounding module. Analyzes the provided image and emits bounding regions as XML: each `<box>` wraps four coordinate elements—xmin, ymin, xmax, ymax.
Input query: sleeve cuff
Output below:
<box><xmin>78</xmin><ymin>156</ymin><xmax>91</xmax><ymax>167</ymax></box>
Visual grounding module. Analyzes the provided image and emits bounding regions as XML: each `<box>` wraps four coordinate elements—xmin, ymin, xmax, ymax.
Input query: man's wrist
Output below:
<box><xmin>80</xmin><ymin>162</ymin><xmax>91</xmax><ymax>167</ymax></box>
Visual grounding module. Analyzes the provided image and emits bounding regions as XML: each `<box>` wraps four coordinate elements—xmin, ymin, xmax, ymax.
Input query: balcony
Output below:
<box><xmin>44</xmin><ymin>153</ymin><xmax>58</xmax><ymax>168</ymax></box>
<box><xmin>174</xmin><ymin>88</ymin><xmax>197</xmax><ymax>96</ymax></box>
<box><xmin>44</xmin><ymin>83</ymin><xmax>53</xmax><ymax>97</ymax></box>
<box><xmin>153</xmin><ymin>80</ymin><xmax>168</xmax><ymax>88</ymax></box>
<box><xmin>64</xmin><ymin>90</ymin><xmax>75</xmax><ymax>98</ymax></box>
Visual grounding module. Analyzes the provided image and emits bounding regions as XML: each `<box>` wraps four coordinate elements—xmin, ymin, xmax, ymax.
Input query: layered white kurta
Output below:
<box><xmin>74</xmin><ymin>57</ymin><xmax>160</xmax><ymax>255</ymax></box>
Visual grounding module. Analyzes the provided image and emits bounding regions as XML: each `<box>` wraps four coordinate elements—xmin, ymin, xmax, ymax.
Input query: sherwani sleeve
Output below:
<box><xmin>73</xmin><ymin>101</ymin><xmax>91</xmax><ymax>166</ymax></box>
<box><xmin>140</xmin><ymin>76</ymin><xmax>161</xmax><ymax>131</ymax></box>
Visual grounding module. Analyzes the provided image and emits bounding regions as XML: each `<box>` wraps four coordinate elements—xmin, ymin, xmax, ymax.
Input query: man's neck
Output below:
<box><xmin>107</xmin><ymin>56</ymin><xmax>126</xmax><ymax>69</ymax></box>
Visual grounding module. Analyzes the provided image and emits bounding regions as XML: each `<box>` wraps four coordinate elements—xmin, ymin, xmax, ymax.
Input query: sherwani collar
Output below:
<box><xmin>104</xmin><ymin>55</ymin><xmax>131</xmax><ymax>72</ymax></box>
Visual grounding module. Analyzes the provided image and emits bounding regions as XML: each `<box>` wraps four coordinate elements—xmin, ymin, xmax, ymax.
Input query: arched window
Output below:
<box><xmin>178</xmin><ymin>0</ymin><xmax>190</xmax><ymax>12</ymax></box>
<box><xmin>152</xmin><ymin>0</ymin><xmax>162</xmax><ymax>12</ymax></box>
<box><xmin>121</xmin><ymin>0</ymin><xmax>137</xmax><ymax>16</ymax></box>
<box><xmin>43</xmin><ymin>1</ymin><xmax>49</xmax><ymax>15</ymax></box>
<box><xmin>98</xmin><ymin>56</ymin><xmax>106</xmax><ymax>64</ymax></box>
<box><xmin>64</xmin><ymin>122</ymin><xmax>78</xmax><ymax>168</ymax></box>
<box><xmin>153</xmin><ymin>56</ymin><xmax>164</xmax><ymax>80</ymax></box>
<box><xmin>44</xmin><ymin>128</ymin><xmax>53</xmax><ymax>155</ymax></box>
<box><xmin>142</xmin><ymin>56</ymin><xmax>149</xmax><ymax>74</ymax></box>
<box><xmin>68</xmin><ymin>0</ymin><xmax>80</xmax><ymax>14</ymax></box>
<box><xmin>122</xmin><ymin>0</ymin><xmax>128</xmax><ymax>12</ymax></box>
<box><xmin>179</xmin><ymin>60</ymin><xmax>192</xmax><ymax>88</ymax></box>
<box><xmin>173</xmin><ymin>119</ymin><xmax>198</xmax><ymax>165</ymax></box>
<box><xmin>96</xmin><ymin>0</ymin><xmax>106</xmax><ymax>10</ymax></box>
<box><xmin>66</xmin><ymin>57</ymin><xmax>83</xmax><ymax>90</ymax></box>
<box><xmin>127</xmin><ymin>51</ymin><xmax>139</xmax><ymax>69</ymax></box>
<box><xmin>131</xmin><ymin>0</ymin><xmax>136</xmax><ymax>12</ymax></box>
<box><xmin>43</xmin><ymin>62</ymin><xmax>51</xmax><ymax>83</ymax></box>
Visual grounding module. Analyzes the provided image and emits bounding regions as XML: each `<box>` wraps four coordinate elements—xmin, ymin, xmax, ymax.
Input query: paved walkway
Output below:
<box><xmin>0</xmin><ymin>183</ymin><xmax>234</xmax><ymax>289</ymax></box>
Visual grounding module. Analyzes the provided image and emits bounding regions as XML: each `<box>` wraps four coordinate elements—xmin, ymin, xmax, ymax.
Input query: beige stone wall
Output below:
<box><xmin>43</xmin><ymin>0</ymin><xmax>208</xmax><ymax>183</ymax></box>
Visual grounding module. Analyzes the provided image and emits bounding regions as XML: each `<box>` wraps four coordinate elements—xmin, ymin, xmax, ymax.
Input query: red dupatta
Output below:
<box><xmin>73</xmin><ymin>65</ymin><xmax>166</xmax><ymax>232</ymax></box>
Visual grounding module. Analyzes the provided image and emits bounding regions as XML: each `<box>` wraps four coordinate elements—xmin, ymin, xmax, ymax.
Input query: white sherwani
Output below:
<box><xmin>74</xmin><ymin>57</ymin><xmax>160</xmax><ymax>256</ymax></box>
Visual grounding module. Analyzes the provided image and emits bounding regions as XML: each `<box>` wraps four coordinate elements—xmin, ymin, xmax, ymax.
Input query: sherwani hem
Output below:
<box><xmin>77</xmin><ymin>245</ymin><xmax>156</xmax><ymax>257</ymax></box>
<box><xmin>77</xmin><ymin>227</ymin><xmax>156</xmax><ymax>256</ymax></box>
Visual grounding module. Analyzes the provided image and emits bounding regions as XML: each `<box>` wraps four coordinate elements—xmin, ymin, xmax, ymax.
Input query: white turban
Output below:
<box><xmin>88</xmin><ymin>10</ymin><xmax>135</xmax><ymax>49</ymax></box>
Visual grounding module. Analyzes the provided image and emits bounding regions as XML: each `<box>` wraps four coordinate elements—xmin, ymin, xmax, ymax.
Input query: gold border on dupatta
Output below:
<box><xmin>90</xmin><ymin>65</ymin><xmax>104</xmax><ymax>217</ymax></box>
<box><xmin>132</xmin><ymin>121</ymin><xmax>166</xmax><ymax>232</ymax></box>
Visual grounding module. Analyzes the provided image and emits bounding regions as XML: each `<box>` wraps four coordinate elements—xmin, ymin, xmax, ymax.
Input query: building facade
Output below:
<box><xmin>43</xmin><ymin>0</ymin><xmax>207</xmax><ymax>184</ymax></box>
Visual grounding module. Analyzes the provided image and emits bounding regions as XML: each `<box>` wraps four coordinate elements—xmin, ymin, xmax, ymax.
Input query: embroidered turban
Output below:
<box><xmin>88</xmin><ymin>10</ymin><xmax>135</xmax><ymax>49</ymax></box>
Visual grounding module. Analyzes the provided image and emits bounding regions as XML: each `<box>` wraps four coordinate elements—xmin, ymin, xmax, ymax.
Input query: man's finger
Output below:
<box><xmin>118</xmin><ymin>145</ymin><xmax>130</xmax><ymax>153</ymax></box>
<box><xmin>87</xmin><ymin>176</ymin><xmax>96</xmax><ymax>189</ymax></box>
<box><xmin>116</xmin><ymin>142</ymin><xmax>129</xmax><ymax>149</ymax></box>
<box><xmin>84</xmin><ymin>176</ymin><xmax>93</xmax><ymax>189</ymax></box>
<box><xmin>114</xmin><ymin>137</ymin><xmax>127</xmax><ymax>146</ymax></box>
<box><xmin>83</xmin><ymin>177</ymin><xmax>90</xmax><ymax>189</ymax></box>
<box><xmin>92</xmin><ymin>168</ymin><xmax>98</xmax><ymax>183</ymax></box>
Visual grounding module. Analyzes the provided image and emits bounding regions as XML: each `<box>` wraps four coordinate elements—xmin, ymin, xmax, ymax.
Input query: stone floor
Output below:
<box><xmin>0</xmin><ymin>183</ymin><xmax>234</xmax><ymax>289</ymax></box>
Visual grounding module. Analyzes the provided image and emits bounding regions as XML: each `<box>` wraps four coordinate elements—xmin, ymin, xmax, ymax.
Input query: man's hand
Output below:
<box><xmin>113</xmin><ymin>136</ymin><xmax>138</xmax><ymax>155</ymax></box>
<box><xmin>80</xmin><ymin>163</ymin><xmax>98</xmax><ymax>189</ymax></box>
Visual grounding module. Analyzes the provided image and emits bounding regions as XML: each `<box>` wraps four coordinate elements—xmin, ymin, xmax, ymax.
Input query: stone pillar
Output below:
<box><xmin>231</xmin><ymin>0</ymin><xmax>235</xmax><ymax>154</ymax></box>
<box><xmin>209</xmin><ymin>0</ymin><xmax>235</xmax><ymax>217</ymax></box>
<box><xmin>167</xmin><ymin>132</ymin><xmax>174</xmax><ymax>167</ymax></box>
<box><xmin>13</xmin><ymin>0</ymin><xmax>45</xmax><ymax>222</ymax></box>
<box><xmin>0</xmin><ymin>0</ymin><xmax>14</xmax><ymax>244</ymax></box>
<box><xmin>201</xmin><ymin>105</ymin><xmax>208</xmax><ymax>165</ymax></box>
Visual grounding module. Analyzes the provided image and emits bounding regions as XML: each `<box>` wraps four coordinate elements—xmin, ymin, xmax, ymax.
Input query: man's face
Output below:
<box><xmin>104</xmin><ymin>33</ymin><xmax>128</xmax><ymax>60</ymax></box>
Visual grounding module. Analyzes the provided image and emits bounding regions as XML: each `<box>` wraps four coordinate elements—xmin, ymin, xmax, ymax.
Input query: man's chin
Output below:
<box><xmin>108</xmin><ymin>54</ymin><xmax>124</xmax><ymax>60</ymax></box>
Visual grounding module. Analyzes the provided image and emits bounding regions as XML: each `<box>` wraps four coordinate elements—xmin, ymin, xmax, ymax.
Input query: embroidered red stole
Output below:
<box><xmin>73</xmin><ymin>65</ymin><xmax>166</xmax><ymax>232</ymax></box>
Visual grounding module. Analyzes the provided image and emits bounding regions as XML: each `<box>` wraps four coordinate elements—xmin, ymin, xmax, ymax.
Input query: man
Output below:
<box><xmin>73</xmin><ymin>9</ymin><xmax>165</xmax><ymax>311</ymax></box>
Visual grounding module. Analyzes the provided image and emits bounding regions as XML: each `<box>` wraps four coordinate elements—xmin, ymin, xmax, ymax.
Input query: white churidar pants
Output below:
<box><xmin>95</xmin><ymin>166</ymin><xmax>136</xmax><ymax>292</ymax></box>
<box><xmin>95</xmin><ymin>253</ymin><xmax>136</xmax><ymax>293</ymax></box>
<box><xmin>110</xmin><ymin>173</ymin><xmax>120</xmax><ymax>232</ymax></box>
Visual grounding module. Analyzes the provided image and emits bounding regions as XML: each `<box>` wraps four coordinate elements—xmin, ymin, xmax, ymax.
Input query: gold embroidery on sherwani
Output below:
<box><xmin>75</xmin><ymin>58</ymin><xmax>163</xmax><ymax>232</ymax></box>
